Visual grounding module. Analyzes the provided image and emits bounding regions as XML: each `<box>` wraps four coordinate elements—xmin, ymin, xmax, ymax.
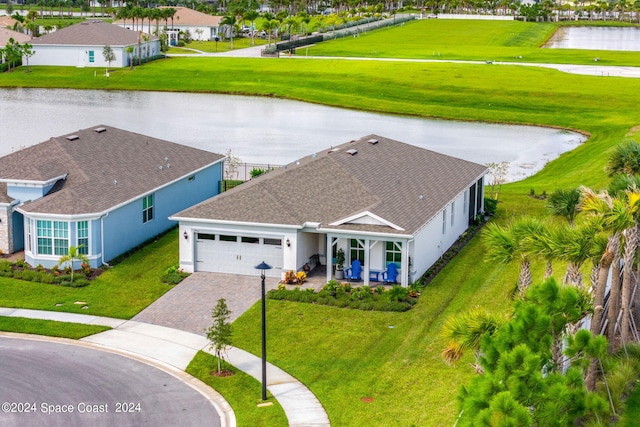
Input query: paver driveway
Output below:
<box><xmin>133</xmin><ymin>273</ymin><xmax>280</xmax><ymax>335</ymax></box>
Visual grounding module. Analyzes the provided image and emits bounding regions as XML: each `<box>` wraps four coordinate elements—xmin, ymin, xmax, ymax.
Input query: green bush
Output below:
<box><xmin>484</xmin><ymin>197</ymin><xmax>498</xmax><ymax>216</ymax></box>
<box><xmin>20</xmin><ymin>270</ymin><xmax>38</xmax><ymax>282</ymax></box>
<box><xmin>161</xmin><ymin>271</ymin><xmax>188</xmax><ymax>285</ymax></box>
<box><xmin>61</xmin><ymin>278</ymin><xmax>89</xmax><ymax>288</ymax></box>
<box><xmin>0</xmin><ymin>260</ymin><xmax>13</xmax><ymax>273</ymax></box>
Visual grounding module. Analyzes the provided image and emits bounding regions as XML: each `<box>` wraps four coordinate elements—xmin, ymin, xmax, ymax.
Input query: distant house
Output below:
<box><xmin>0</xmin><ymin>16</ymin><xmax>18</xmax><ymax>29</ymax></box>
<box><xmin>0</xmin><ymin>27</ymin><xmax>30</xmax><ymax>47</ymax></box>
<box><xmin>0</xmin><ymin>126</ymin><xmax>224</xmax><ymax>268</ymax></box>
<box><xmin>114</xmin><ymin>7</ymin><xmax>223</xmax><ymax>44</ymax></box>
<box><xmin>171</xmin><ymin>135</ymin><xmax>487</xmax><ymax>287</ymax></box>
<box><xmin>28</xmin><ymin>20</ymin><xmax>160</xmax><ymax>68</ymax></box>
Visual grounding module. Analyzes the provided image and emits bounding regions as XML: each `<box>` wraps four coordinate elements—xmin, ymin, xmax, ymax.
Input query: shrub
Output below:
<box><xmin>484</xmin><ymin>197</ymin><xmax>498</xmax><ymax>216</ymax></box>
<box><xmin>341</xmin><ymin>282</ymin><xmax>352</xmax><ymax>293</ymax></box>
<box><xmin>61</xmin><ymin>278</ymin><xmax>89</xmax><ymax>288</ymax></box>
<box><xmin>388</xmin><ymin>285</ymin><xmax>410</xmax><ymax>302</ymax></box>
<box><xmin>375</xmin><ymin>285</ymin><xmax>386</xmax><ymax>295</ymax></box>
<box><xmin>20</xmin><ymin>270</ymin><xmax>38</xmax><ymax>282</ymax></box>
<box><xmin>322</xmin><ymin>279</ymin><xmax>341</xmax><ymax>296</ymax></box>
<box><xmin>35</xmin><ymin>264</ymin><xmax>46</xmax><ymax>273</ymax></box>
<box><xmin>351</xmin><ymin>286</ymin><xmax>373</xmax><ymax>300</ymax></box>
<box><xmin>295</xmin><ymin>271</ymin><xmax>307</xmax><ymax>284</ymax></box>
<box><xmin>161</xmin><ymin>271</ymin><xmax>189</xmax><ymax>285</ymax></box>
<box><xmin>0</xmin><ymin>260</ymin><xmax>13</xmax><ymax>273</ymax></box>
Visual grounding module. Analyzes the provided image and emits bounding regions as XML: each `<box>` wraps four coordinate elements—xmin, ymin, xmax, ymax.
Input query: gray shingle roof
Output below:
<box><xmin>175</xmin><ymin>135</ymin><xmax>487</xmax><ymax>236</ymax></box>
<box><xmin>0</xmin><ymin>125</ymin><xmax>223</xmax><ymax>216</ymax></box>
<box><xmin>30</xmin><ymin>20</ymin><xmax>157</xmax><ymax>46</ymax></box>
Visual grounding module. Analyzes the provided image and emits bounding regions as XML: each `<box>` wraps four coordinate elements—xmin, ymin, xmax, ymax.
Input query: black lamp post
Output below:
<box><xmin>255</xmin><ymin>261</ymin><xmax>272</xmax><ymax>401</ymax></box>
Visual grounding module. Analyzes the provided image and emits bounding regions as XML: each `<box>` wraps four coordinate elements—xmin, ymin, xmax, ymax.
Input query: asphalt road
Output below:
<box><xmin>0</xmin><ymin>336</ymin><xmax>221</xmax><ymax>427</ymax></box>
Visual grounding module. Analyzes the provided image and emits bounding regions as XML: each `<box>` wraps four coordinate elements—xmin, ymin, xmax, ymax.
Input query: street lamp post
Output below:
<box><xmin>255</xmin><ymin>261</ymin><xmax>272</xmax><ymax>401</ymax></box>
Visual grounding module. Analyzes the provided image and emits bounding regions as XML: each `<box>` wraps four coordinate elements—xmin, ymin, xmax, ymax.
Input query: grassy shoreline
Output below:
<box><xmin>2</xmin><ymin>19</ymin><xmax>640</xmax><ymax>425</ymax></box>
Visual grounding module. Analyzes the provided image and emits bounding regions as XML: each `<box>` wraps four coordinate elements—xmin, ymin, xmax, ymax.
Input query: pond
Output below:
<box><xmin>544</xmin><ymin>26</ymin><xmax>640</xmax><ymax>51</ymax></box>
<box><xmin>0</xmin><ymin>88</ymin><xmax>585</xmax><ymax>182</ymax></box>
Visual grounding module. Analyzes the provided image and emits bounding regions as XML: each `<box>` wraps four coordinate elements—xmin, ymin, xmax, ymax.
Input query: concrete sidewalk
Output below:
<box><xmin>0</xmin><ymin>307</ymin><xmax>330</xmax><ymax>427</ymax></box>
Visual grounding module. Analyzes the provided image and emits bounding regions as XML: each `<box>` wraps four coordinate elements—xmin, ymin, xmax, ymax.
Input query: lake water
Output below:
<box><xmin>0</xmin><ymin>88</ymin><xmax>585</xmax><ymax>182</ymax></box>
<box><xmin>544</xmin><ymin>26</ymin><xmax>640</xmax><ymax>51</ymax></box>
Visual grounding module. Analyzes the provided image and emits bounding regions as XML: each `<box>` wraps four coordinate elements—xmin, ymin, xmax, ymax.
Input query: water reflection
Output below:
<box><xmin>545</xmin><ymin>26</ymin><xmax>640</xmax><ymax>51</ymax></box>
<box><xmin>0</xmin><ymin>88</ymin><xmax>585</xmax><ymax>182</ymax></box>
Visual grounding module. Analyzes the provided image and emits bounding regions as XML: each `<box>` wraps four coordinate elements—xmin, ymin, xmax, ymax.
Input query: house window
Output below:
<box><xmin>197</xmin><ymin>233</ymin><xmax>216</xmax><ymax>240</ymax></box>
<box><xmin>350</xmin><ymin>239</ymin><xmax>364</xmax><ymax>264</ymax></box>
<box><xmin>142</xmin><ymin>194</ymin><xmax>154</xmax><ymax>223</ymax></box>
<box><xmin>36</xmin><ymin>220</ymin><xmax>68</xmax><ymax>255</ymax></box>
<box><xmin>219</xmin><ymin>235</ymin><xmax>237</xmax><ymax>242</ymax></box>
<box><xmin>385</xmin><ymin>242</ymin><xmax>402</xmax><ymax>267</ymax></box>
<box><xmin>451</xmin><ymin>202</ymin><xmax>455</xmax><ymax>227</ymax></box>
<box><xmin>241</xmin><ymin>236</ymin><xmax>259</xmax><ymax>244</ymax></box>
<box><xmin>442</xmin><ymin>210</ymin><xmax>447</xmax><ymax>234</ymax></box>
<box><xmin>27</xmin><ymin>220</ymin><xmax>32</xmax><ymax>252</ymax></box>
<box><xmin>54</xmin><ymin>221</ymin><xmax>68</xmax><ymax>256</ymax></box>
<box><xmin>88</xmin><ymin>51</ymin><xmax>94</xmax><ymax>63</ymax></box>
<box><xmin>77</xmin><ymin>221</ymin><xmax>89</xmax><ymax>255</ymax></box>
<box><xmin>37</xmin><ymin>220</ymin><xmax>52</xmax><ymax>255</ymax></box>
<box><xmin>264</xmin><ymin>238</ymin><xmax>282</xmax><ymax>246</ymax></box>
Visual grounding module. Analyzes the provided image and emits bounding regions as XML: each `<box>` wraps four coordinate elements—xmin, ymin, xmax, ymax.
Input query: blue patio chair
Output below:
<box><xmin>382</xmin><ymin>263</ymin><xmax>398</xmax><ymax>284</ymax></box>
<box><xmin>344</xmin><ymin>260</ymin><xmax>362</xmax><ymax>281</ymax></box>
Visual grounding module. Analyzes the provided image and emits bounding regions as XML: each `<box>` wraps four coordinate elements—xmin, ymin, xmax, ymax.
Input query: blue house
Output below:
<box><xmin>0</xmin><ymin>125</ymin><xmax>224</xmax><ymax>268</ymax></box>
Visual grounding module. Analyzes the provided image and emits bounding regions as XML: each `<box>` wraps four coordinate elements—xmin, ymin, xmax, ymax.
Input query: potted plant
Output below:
<box><xmin>335</xmin><ymin>248</ymin><xmax>345</xmax><ymax>280</ymax></box>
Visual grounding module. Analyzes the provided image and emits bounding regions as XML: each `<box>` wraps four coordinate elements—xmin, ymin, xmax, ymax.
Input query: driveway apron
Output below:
<box><xmin>133</xmin><ymin>272</ymin><xmax>280</xmax><ymax>335</ymax></box>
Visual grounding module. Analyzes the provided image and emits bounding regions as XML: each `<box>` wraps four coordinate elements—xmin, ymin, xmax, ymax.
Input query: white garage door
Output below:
<box><xmin>195</xmin><ymin>233</ymin><xmax>282</xmax><ymax>278</ymax></box>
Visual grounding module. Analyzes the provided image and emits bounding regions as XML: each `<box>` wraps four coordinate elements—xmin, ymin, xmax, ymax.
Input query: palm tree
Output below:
<box><xmin>546</xmin><ymin>188</ymin><xmax>581</xmax><ymax>225</ymax></box>
<box><xmin>242</xmin><ymin>10</ymin><xmax>258</xmax><ymax>45</ymax></box>
<box><xmin>220</xmin><ymin>14</ymin><xmax>237</xmax><ymax>49</ymax></box>
<box><xmin>57</xmin><ymin>245</ymin><xmax>89</xmax><ymax>284</ymax></box>
<box><xmin>441</xmin><ymin>307</ymin><xmax>502</xmax><ymax>373</ymax></box>
<box><xmin>261</xmin><ymin>19</ymin><xmax>280</xmax><ymax>47</ymax></box>
<box><xmin>606</xmin><ymin>141</ymin><xmax>640</xmax><ymax>177</ymax></box>
<box><xmin>484</xmin><ymin>217</ymin><xmax>545</xmax><ymax>297</ymax></box>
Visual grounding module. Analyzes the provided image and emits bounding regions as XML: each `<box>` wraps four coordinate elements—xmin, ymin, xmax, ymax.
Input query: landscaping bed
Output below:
<box><xmin>268</xmin><ymin>280</ymin><xmax>420</xmax><ymax>312</ymax></box>
<box><xmin>0</xmin><ymin>258</ymin><xmax>102</xmax><ymax>288</ymax></box>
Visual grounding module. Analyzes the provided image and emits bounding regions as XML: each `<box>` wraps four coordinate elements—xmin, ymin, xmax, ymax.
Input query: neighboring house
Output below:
<box><xmin>28</xmin><ymin>20</ymin><xmax>160</xmax><ymax>68</ymax></box>
<box><xmin>0</xmin><ymin>16</ymin><xmax>18</xmax><ymax>29</ymax></box>
<box><xmin>0</xmin><ymin>27</ymin><xmax>30</xmax><ymax>47</ymax></box>
<box><xmin>0</xmin><ymin>125</ymin><xmax>224</xmax><ymax>268</ymax></box>
<box><xmin>171</xmin><ymin>135</ymin><xmax>487</xmax><ymax>287</ymax></box>
<box><xmin>114</xmin><ymin>7</ymin><xmax>223</xmax><ymax>44</ymax></box>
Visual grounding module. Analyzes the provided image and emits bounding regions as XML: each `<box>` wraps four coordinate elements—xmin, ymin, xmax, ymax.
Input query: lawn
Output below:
<box><xmin>0</xmin><ymin>229</ymin><xmax>180</xmax><ymax>319</ymax></box>
<box><xmin>2</xmin><ymin>19</ymin><xmax>640</xmax><ymax>426</ymax></box>
<box><xmin>0</xmin><ymin>317</ymin><xmax>110</xmax><ymax>338</ymax></box>
<box><xmin>306</xmin><ymin>19</ymin><xmax>640</xmax><ymax>66</ymax></box>
<box><xmin>186</xmin><ymin>352</ymin><xmax>287</xmax><ymax>427</ymax></box>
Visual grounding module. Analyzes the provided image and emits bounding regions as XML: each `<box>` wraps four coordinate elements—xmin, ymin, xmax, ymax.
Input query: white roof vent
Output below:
<box><xmin>65</xmin><ymin>135</ymin><xmax>79</xmax><ymax>141</ymax></box>
<box><xmin>328</xmin><ymin>148</ymin><xmax>340</xmax><ymax>154</ymax></box>
<box><xmin>346</xmin><ymin>149</ymin><xmax>358</xmax><ymax>156</ymax></box>
<box><xmin>367</xmin><ymin>138</ymin><xmax>379</xmax><ymax>145</ymax></box>
<box><xmin>94</xmin><ymin>127</ymin><xmax>106</xmax><ymax>133</ymax></box>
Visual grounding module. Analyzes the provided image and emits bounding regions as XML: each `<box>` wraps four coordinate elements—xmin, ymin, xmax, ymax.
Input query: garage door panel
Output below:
<box><xmin>195</xmin><ymin>234</ymin><xmax>282</xmax><ymax>277</ymax></box>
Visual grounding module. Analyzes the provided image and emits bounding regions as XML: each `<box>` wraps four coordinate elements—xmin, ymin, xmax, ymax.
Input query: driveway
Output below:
<box><xmin>133</xmin><ymin>273</ymin><xmax>280</xmax><ymax>335</ymax></box>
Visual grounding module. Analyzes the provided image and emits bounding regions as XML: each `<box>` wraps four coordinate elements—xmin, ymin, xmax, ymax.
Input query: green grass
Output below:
<box><xmin>186</xmin><ymin>351</ymin><xmax>287</xmax><ymax>427</ymax></box>
<box><xmin>185</xmin><ymin>38</ymin><xmax>269</xmax><ymax>53</ymax></box>
<box><xmin>0</xmin><ymin>317</ymin><xmax>110</xmax><ymax>338</ymax></box>
<box><xmin>307</xmin><ymin>19</ymin><xmax>640</xmax><ymax>66</ymax></box>
<box><xmin>2</xmin><ymin>19</ymin><xmax>640</xmax><ymax>425</ymax></box>
<box><xmin>0</xmin><ymin>229</ymin><xmax>179</xmax><ymax>319</ymax></box>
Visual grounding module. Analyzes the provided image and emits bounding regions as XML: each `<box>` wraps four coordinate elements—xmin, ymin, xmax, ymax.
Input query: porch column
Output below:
<box><xmin>363</xmin><ymin>238</ymin><xmax>370</xmax><ymax>287</ymax></box>
<box><xmin>326</xmin><ymin>233</ymin><xmax>333</xmax><ymax>283</ymax></box>
<box><xmin>400</xmin><ymin>240</ymin><xmax>409</xmax><ymax>287</ymax></box>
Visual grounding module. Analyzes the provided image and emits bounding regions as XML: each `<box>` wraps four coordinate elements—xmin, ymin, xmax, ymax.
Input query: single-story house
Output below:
<box><xmin>28</xmin><ymin>20</ymin><xmax>160</xmax><ymax>68</ymax></box>
<box><xmin>0</xmin><ymin>16</ymin><xmax>18</xmax><ymax>29</ymax></box>
<box><xmin>171</xmin><ymin>135</ymin><xmax>487</xmax><ymax>287</ymax></box>
<box><xmin>114</xmin><ymin>7</ymin><xmax>222</xmax><ymax>44</ymax></box>
<box><xmin>0</xmin><ymin>125</ymin><xmax>224</xmax><ymax>268</ymax></box>
<box><xmin>0</xmin><ymin>27</ymin><xmax>30</xmax><ymax>48</ymax></box>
